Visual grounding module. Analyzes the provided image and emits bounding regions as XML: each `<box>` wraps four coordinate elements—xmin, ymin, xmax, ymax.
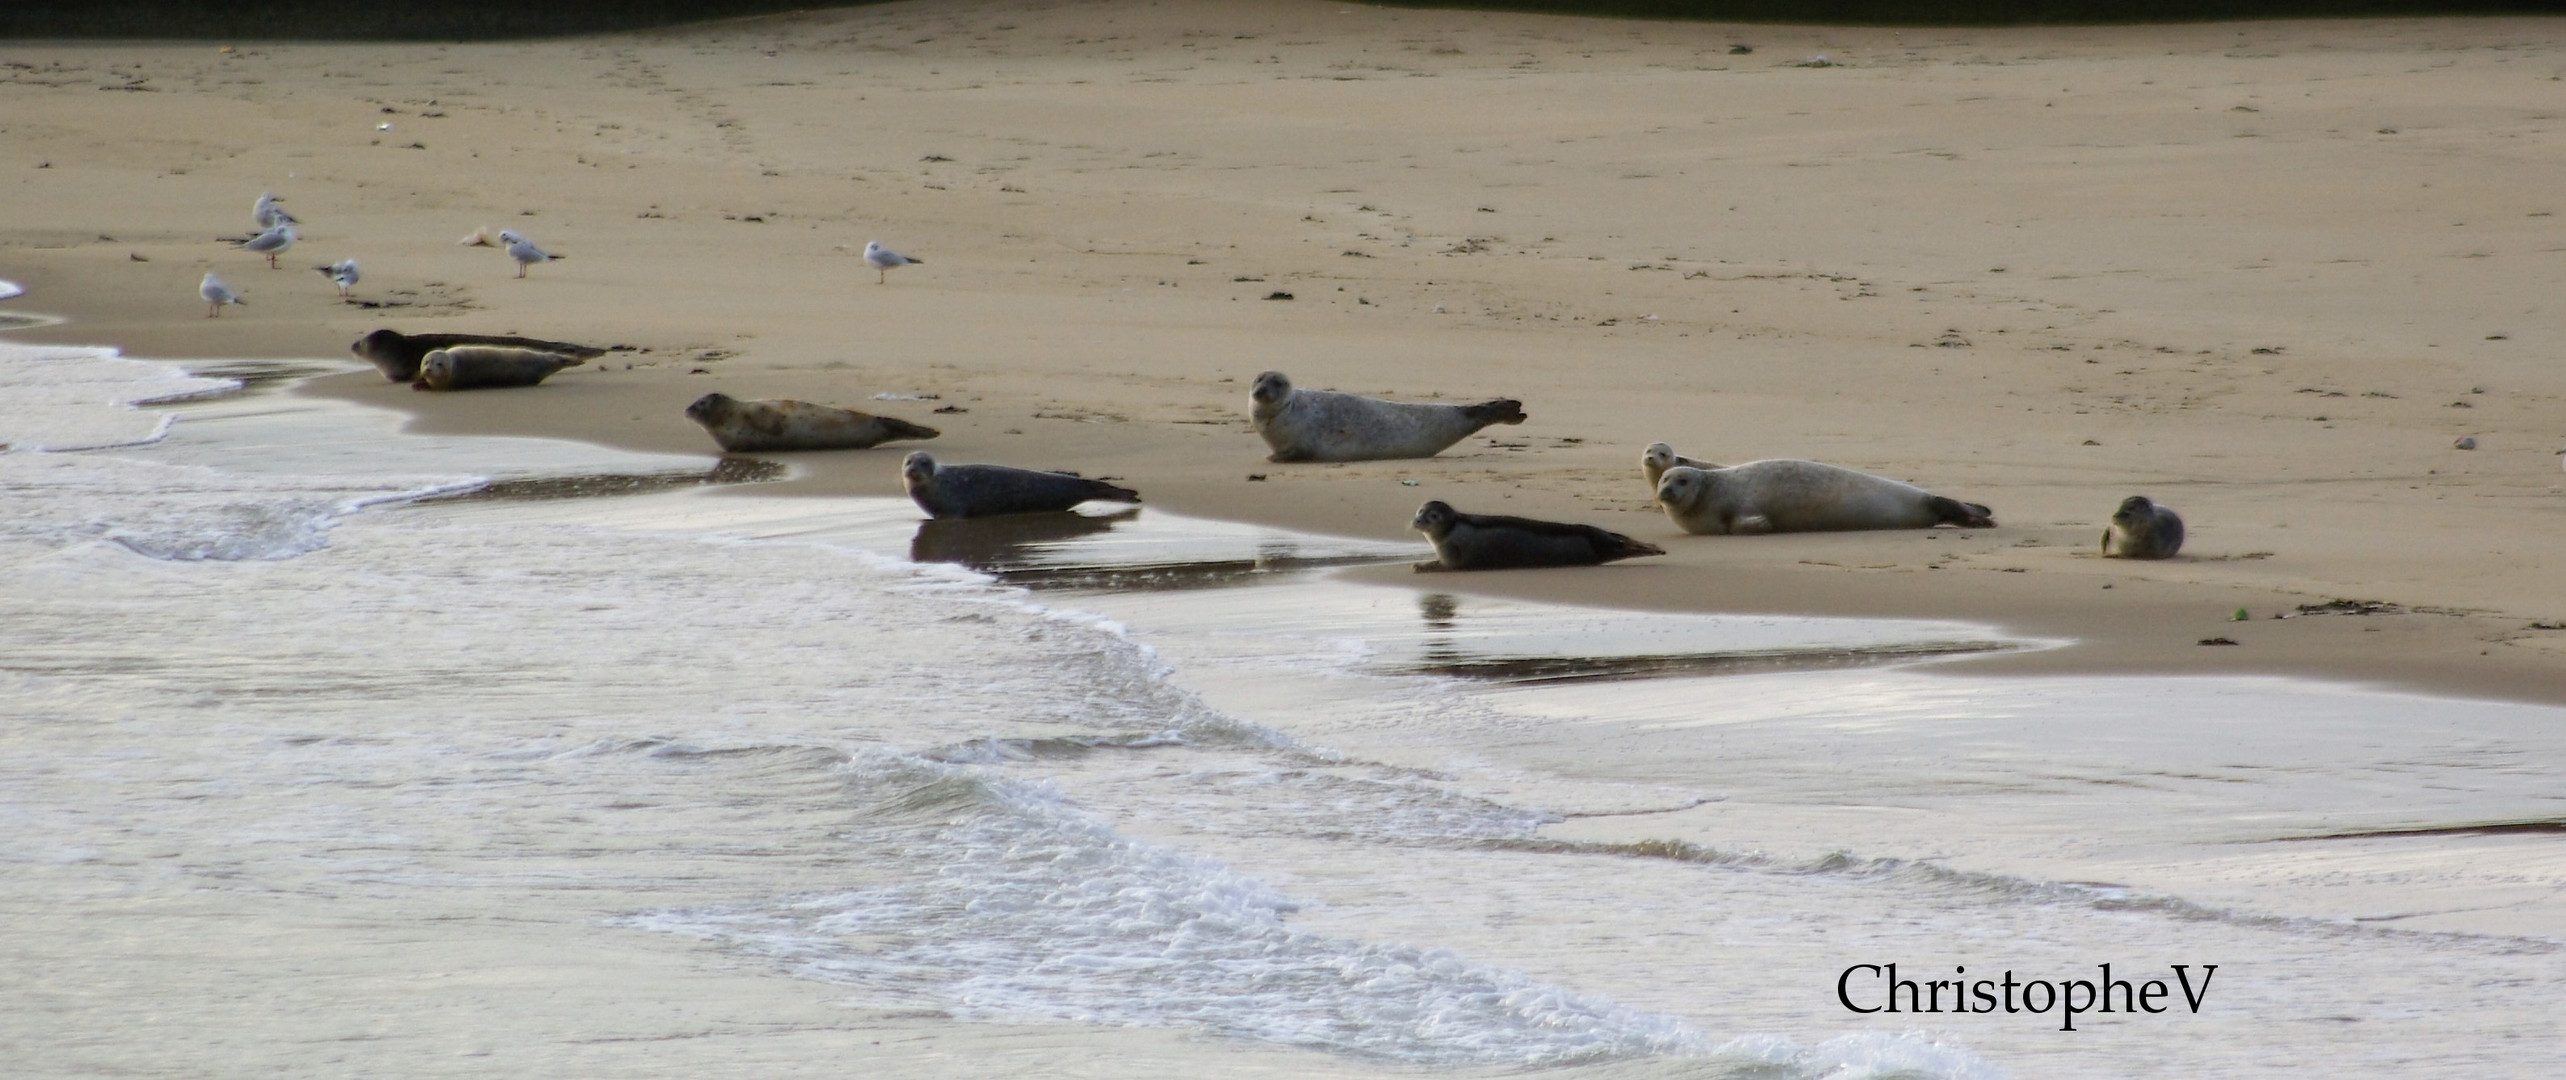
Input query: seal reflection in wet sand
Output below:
<box><xmin>1640</xmin><ymin>441</ymin><xmax>1720</xmax><ymax>491</ymax></box>
<box><xmin>1656</xmin><ymin>460</ymin><xmax>1996</xmax><ymax>534</ymax></box>
<box><xmin>351</xmin><ymin>329</ymin><xmax>606</xmax><ymax>383</ymax></box>
<box><xmin>413</xmin><ymin>346</ymin><xmax>585</xmax><ymax>391</ymax></box>
<box><xmin>901</xmin><ymin>451</ymin><xmax>1141</xmax><ymax>519</ymax></box>
<box><xmin>1249</xmin><ymin>370</ymin><xmax>1526</xmax><ymax>462</ymax></box>
<box><xmin>2102</xmin><ymin>495</ymin><xmax>2185</xmax><ymax>558</ymax></box>
<box><xmin>1410</xmin><ymin>500</ymin><xmax>1664</xmax><ymax>571</ymax></box>
<box><xmin>683</xmin><ymin>393</ymin><xmax>939</xmax><ymax>452</ymax></box>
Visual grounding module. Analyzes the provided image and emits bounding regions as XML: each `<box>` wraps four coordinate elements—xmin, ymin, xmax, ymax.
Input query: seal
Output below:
<box><xmin>901</xmin><ymin>451</ymin><xmax>1142</xmax><ymax>519</ymax></box>
<box><xmin>350</xmin><ymin>330</ymin><xmax>607</xmax><ymax>383</ymax></box>
<box><xmin>1410</xmin><ymin>500</ymin><xmax>1664</xmax><ymax>571</ymax></box>
<box><xmin>683</xmin><ymin>393</ymin><xmax>940</xmax><ymax>452</ymax></box>
<box><xmin>2101</xmin><ymin>495</ymin><xmax>2185</xmax><ymax>559</ymax></box>
<box><xmin>414</xmin><ymin>346</ymin><xmax>585</xmax><ymax>391</ymax></box>
<box><xmin>1640</xmin><ymin>442</ymin><xmax>1719</xmax><ymax>492</ymax></box>
<box><xmin>1655</xmin><ymin>460</ymin><xmax>1996</xmax><ymax>534</ymax></box>
<box><xmin>1250</xmin><ymin>371</ymin><xmax>1526</xmax><ymax>463</ymax></box>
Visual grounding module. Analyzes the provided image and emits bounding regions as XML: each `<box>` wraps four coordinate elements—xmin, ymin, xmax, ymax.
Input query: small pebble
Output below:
<box><xmin>2453</xmin><ymin>436</ymin><xmax>2476</xmax><ymax>450</ymax></box>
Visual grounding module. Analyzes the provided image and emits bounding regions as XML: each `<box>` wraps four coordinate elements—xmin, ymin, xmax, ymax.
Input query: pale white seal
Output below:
<box><xmin>1654</xmin><ymin>460</ymin><xmax>1995</xmax><ymax>534</ymax></box>
<box><xmin>1411</xmin><ymin>500</ymin><xmax>1663</xmax><ymax>571</ymax></box>
<box><xmin>199</xmin><ymin>273</ymin><xmax>243</xmax><ymax>318</ymax></box>
<box><xmin>2101</xmin><ymin>495</ymin><xmax>2184</xmax><ymax>559</ymax></box>
<box><xmin>1248</xmin><ymin>370</ymin><xmax>1527</xmax><ymax>463</ymax></box>
<box><xmin>901</xmin><ymin>451</ymin><xmax>1140</xmax><ymax>519</ymax></box>
<box><xmin>414</xmin><ymin>345</ymin><xmax>585</xmax><ymax>391</ymax></box>
<box><xmin>350</xmin><ymin>329</ymin><xmax>606</xmax><ymax>383</ymax></box>
<box><xmin>864</xmin><ymin>241</ymin><xmax>921</xmax><ymax>283</ymax></box>
<box><xmin>1640</xmin><ymin>442</ymin><xmax>1719</xmax><ymax>491</ymax></box>
<box><xmin>684</xmin><ymin>393</ymin><xmax>940</xmax><ymax>452</ymax></box>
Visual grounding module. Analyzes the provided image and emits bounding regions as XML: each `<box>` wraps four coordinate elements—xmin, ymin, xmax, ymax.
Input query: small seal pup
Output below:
<box><xmin>414</xmin><ymin>346</ymin><xmax>585</xmax><ymax>391</ymax></box>
<box><xmin>683</xmin><ymin>393</ymin><xmax>940</xmax><ymax>452</ymax></box>
<box><xmin>1640</xmin><ymin>442</ymin><xmax>1719</xmax><ymax>491</ymax></box>
<box><xmin>1249</xmin><ymin>370</ymin><xmax>1527</xmax><ymax>462</ymax></box>
<box><xmin>1410</xmin><ymin>500</ymin><xmax>1664</xmax><ymax>571</ymax></box>
<box><xmin>2101</xmin><ymin>495</ymin><xmax>2185</xmax><ymax>559</ymax></box>
<box><xmin>1655</xmin><ymin>460</ymin><xmax>1995</xmax><ymax>535</ymax></box>
<box><xmin>350</xmin><ymin>329</ymin><xmax>608</xmax><ymax>382</ymax></box>
<box><xmin>902</xmin><ymin>451</ymin><xmax>1141</xmax><ymax>519</ymax></box>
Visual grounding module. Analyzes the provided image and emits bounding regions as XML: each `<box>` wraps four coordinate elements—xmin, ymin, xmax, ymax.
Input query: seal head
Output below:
<box><xmin>2102</xmin><ymin>495</ymin><xmax>2185</xmax><ymax>559</ymax></box>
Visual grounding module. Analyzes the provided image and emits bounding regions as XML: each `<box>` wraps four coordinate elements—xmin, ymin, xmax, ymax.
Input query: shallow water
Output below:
<box><xmin>2</xmin><ymin>342</ymin><xmax>2559</xmax><ymax>1078</ymax></box>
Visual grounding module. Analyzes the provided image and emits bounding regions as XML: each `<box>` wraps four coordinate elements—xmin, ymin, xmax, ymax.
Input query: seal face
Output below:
<box><xmin>1654</xmin><ymin>459</ymin><xmax>1995</xmax><ymax>535</ymax></box>
<box><xmin>2102</xmin><ymin>495</ymin><xmax>2185</xmax><ymax>559</ymax></box>
<box><xmin>1249</xmin><ymin>370</ymin><xmax>1527</xmax><ymax>463</ymax></box>
<box><xmin>900</xmin><ymin>451</ymin><xmax>1142</xmax><ymax>519</ymax></box>
<box><xmin>683</xmin><ymin>393</ymin><xmax>938</xmax><ymax>452</ymax></box>
<box><xmin>414</xmin><ymin>346</ymin><xmax>584</xmax><ymax>391</ymax></box>
<box><xmin>1410</xmin><ymin>500</ymin><xmax>1664</xmax><ymax>571</ymax></box>
<box><xmin>351</xmin><ymin>330</ymin><xmax>606</xmax><ymax>382</ymax></box>
<box><xmin>1640</xmin><ymin>442</ymin><xmax>1719</xmax><ymax>492</ymax></box>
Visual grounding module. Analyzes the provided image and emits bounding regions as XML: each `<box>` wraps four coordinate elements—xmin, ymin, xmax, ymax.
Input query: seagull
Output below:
<box><xmin>237</xmin><ymin>222</ymin><xmax>296</xmax><ymax>269</ymax></box>
<box><xmin>864</xmin><ymin>240</ymin><xmax>921</xmax><ymax>284</ymax></box>
<box><xmin>200</xmin><ymin>272</ymin><xmax>243</xmax><ymax>318</ymax></box>
<box><xmin>252</xmin><ymin>191</ymin><xmax>297</xmax><ymax>230</ymax></box>
<box><xmin>497</xmin><ymin>229</ymin><xmax>558</xmax><ymax>278</ymax></box>
<box><xmin>313</xmin><ymin>258</ymin><xmax>360</xmax><ymax>299</ymax></box>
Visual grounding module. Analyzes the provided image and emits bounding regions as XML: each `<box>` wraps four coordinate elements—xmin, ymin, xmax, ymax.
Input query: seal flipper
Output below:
<box><xmin>1927</xmin><ymin>496</ymin><xmax>1997</xmax><ymax>529</ymax></box>
<box><xmin>1580</xmin><ymin>527</ymin><xmax>1665</xmax><ymax>563</ymax></box>
<box><xmin>1464</xmin><ymin>399</ymin><xmax>1528</xmax><ymax>428</ymax></box>
<box><xmin>877</xmin><ymin>416</ymin><xmax>942</xmax><ymax>442</ymax></box>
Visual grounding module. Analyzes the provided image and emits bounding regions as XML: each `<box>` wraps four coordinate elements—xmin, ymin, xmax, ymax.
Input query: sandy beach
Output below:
<box><xmin>7</xmin><ymin>4</ymin><xmax>2566</xmax><ymax>1077</ymax></box>
<box><xmin>6</xmin><ymin>2</ymin><xmax>2566</xmax><ymax>699</ymax></box>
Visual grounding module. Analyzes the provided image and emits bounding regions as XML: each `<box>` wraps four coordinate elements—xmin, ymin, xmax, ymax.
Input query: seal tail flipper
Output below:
<box><xmin>1929</xmin><ymin>496</ymin><xmax>1997</xmax><ymax>529</ymax></box>
<box><xmin>878</xmin><ymin>417</ymin><xmax>942</xmax><ymax>442</ymax></box>
<box><xmin>1585</xmin><ymin>527</ymin><xmax>1666</xmax><ymax>564</ymax></box>
<box><xmin>1465</xmin><ymin>399</ymin><xmax>1528</xmax><ymax>427</ymax></box>
<box><xmin>1087</xmin><ymin>480</ymin><xmax>1142</xmax><ymax>504</ymax></box>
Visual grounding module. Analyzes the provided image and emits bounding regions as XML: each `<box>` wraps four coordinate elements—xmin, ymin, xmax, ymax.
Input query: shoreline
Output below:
<box><xmin>6</xmin><ymin>0</ymin><xmax>2565</xmax><ymax>704</ymax></box>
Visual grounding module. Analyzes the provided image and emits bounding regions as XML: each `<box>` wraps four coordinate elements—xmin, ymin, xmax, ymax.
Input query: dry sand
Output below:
<box><xmin>6</xmin><ymin>0</ymin><xmax>2566</xmax><ymax>705</ymax></box>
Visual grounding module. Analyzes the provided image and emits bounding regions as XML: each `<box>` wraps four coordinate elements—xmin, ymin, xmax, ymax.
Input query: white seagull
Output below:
<box><xmin>497</xmin><ymin>229</ymin><xmax>558</xmax><ymax>278</ymax></box>
<box><xmin>200</xmin><ymin>272</ymin><xmax>243</xmax><ymax>318</ymax></box>
<box><xmin>863</xmin><ymin>240</ymin><xmax>921</xmax><ymax>284</ymax></box>
<box><xmin>237</xmin><ymin>222</ymin><xmax>296</xmax><ymax>269</ymax></box>
<box><xmin>313</xmin><ymin>258</ymin><xmax>360</xmax><ymax>299</ymax></box>
<box><xmin>253</xmin><ymin>191</ymin><xmax>297</xmax><ymax>230</ymax></box>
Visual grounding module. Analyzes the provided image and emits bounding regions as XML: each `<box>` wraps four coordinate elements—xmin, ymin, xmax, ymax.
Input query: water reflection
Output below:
<box><xmin>1393</xmin><ymin>589</ymin><xmax>2015</xmax><ymax>685</ymax></box>
<box><xmin>415</xmin><ymin>456</ymin><xmax>786</xmax><ymax>503</ymax></box>
<box><xmin>907</xmin><ymin>510</ymin><xmax>1412</xmax><ymax>591</ymax></box>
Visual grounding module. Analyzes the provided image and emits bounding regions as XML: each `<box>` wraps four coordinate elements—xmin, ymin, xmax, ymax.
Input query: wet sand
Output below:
<box><xmin>5</xmin><ymin>0</ymin><xmax>2566</xmax><ymax>703</ymax></box>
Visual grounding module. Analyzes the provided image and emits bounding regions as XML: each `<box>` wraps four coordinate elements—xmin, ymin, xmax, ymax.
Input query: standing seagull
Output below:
<box><xmin>497</xmin><ymin>229</ymin><xmax>558</xmax><ymax>278</ymax></box>
<box><xmin>200</xmin><ymin>272</ymin><xmax>243</xmax><ymax>318</ymax></box>
<box><xmin>863</xmin><ymin>240</ymin><xmax>921</xmax><ymax>284</ymax></box>
<box><xmin>313</xmin><ymin>258</ymin><xmax>360</xmax><ymax>300</ymax></box>
<box><xmin>252</xmin><ymin>191</ymin><xmax>297</xmax><ymax>230</ymax></box>
<box><xmin>237</xmin><ymin>222</ymin><xmax>296</xmax><ymax>269</ymax></box>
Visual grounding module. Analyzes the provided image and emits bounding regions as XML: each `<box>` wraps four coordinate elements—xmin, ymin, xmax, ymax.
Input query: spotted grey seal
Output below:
<box><xmin>1410</xmin><ymin>500</ymin><xmax>1664</xmax><ymax>571</ymax></box>
<box><xmin>351</xmin><ymin>329</ymin><xmax>607</xmax><ymax>383</ymax></box>
<box><xmin>2101</xmin><ymin>495</ymin><xmax>2185</xmax><ymax>559</ymax></box>
<box><xmin>414</xmin><ymin>346</ymin><xmax>584</xmax><ymax>391</ymax></box>
<box><xmin>901</xmin><ymin>451</ymin><xmax>1141</xmax><ymax>519</ymax></box>
<box><xmin>1640</xmin><ymin>442</ymin><xmax>1720</xmax><ymax>491</ymax></box>
<box><xmin>1655</xmin><ymin>460</ymin><xmax>1995</xmax><ymax>534</ymax></box>
<box><xmin>1249</xmin><ymin>371</ymin><xmax>1527</xmax><ymax>463</ymax></box>
<box><xmin>683</xmin><ymin>393</ymin><xmax>939</xmax><ymax>453</ymax></box>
